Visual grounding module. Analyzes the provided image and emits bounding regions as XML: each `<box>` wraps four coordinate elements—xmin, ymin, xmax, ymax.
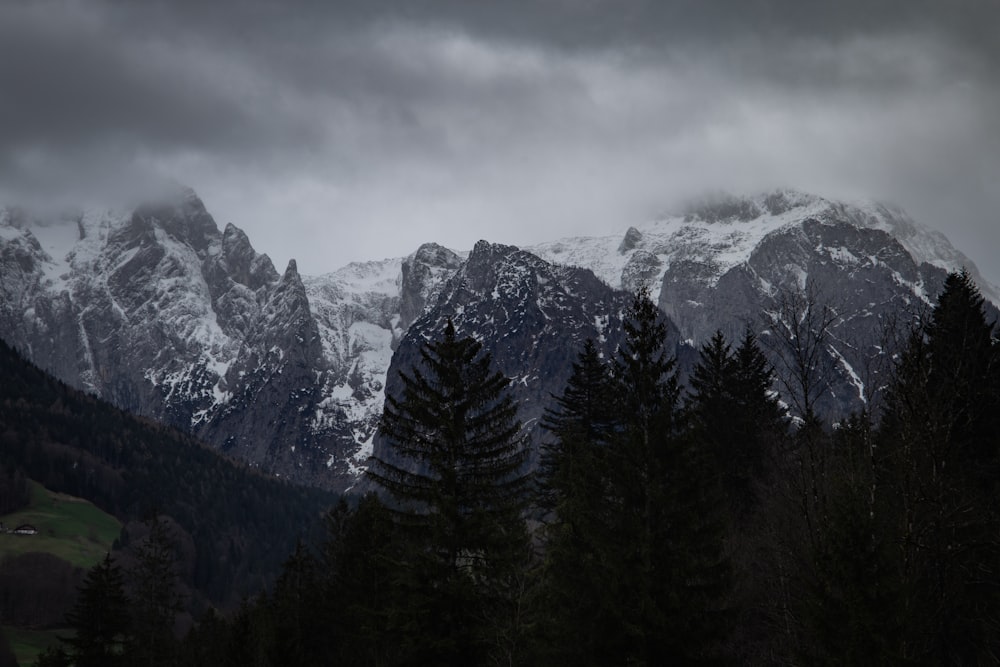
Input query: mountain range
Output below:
<box><xmin>1</xmin><ymin>187</ymin><xmax>996</xmax><ymax>492</ymax></box>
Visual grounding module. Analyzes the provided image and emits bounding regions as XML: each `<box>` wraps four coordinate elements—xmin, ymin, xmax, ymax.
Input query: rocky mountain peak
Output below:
<box><xmin>400</xmin><ymin>243</ymin><xmax>462</xmax><ymax>329</ymax></box>
<box><xmin>619</xmin><ymin>226</ymin><xmax>643</xmax><ymax>253</ymax></box>
<box><xmin>450</xmin><ymin>241</ymin><xmax>559</xmax><ymax>302</ymax></box>
<box><xmin>468</xmin><ymin>239</ymin><xmax>515</xmax><ymax>261</ymax></box>
<box><xmin>218</xmin><ymin>222</ymin><xmax>279</xmax><ymax>290</ymax></box>
<box><xmin>408</xmin><ymin>242</ymin><xmax>462</xmax><ymax>267</ymax></box>
<box><xmin>374</xmin><ymin>241</ymin><xmax>638</xmax><ymax>481</ymax></box>
<box><xmin>133</xmin><ymin>188</ymin><xmax>219</xmax><ymax>255</ymax></box>
<box><xmin>3</xmin><ymin>185</ymin><xmax>999</xmax><ymax>492</ymax></box>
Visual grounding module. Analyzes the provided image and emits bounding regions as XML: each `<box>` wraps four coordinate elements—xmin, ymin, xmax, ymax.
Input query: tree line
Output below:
<box><xmin>37</xmin><ymin>270</ymin><xmax>1000</xmax><ymax>665</ymax></box>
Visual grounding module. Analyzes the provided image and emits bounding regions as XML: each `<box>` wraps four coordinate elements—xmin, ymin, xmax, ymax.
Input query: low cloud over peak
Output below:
<box><xmin>2</xmin><ymin>0</ymin><xmax>998</xmax><ymax>284</ymax></box>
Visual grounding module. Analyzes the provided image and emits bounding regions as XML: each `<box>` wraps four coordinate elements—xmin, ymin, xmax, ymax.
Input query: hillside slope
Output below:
<box><xmin>0</xmin><ymin>336</ymin><xmax>336</xmax><ymax>609</ymax></box>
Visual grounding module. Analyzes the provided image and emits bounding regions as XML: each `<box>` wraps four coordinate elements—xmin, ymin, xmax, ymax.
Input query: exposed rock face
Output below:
<box><xmin>399</xmin><ymin>243</ymin><xmax>463</xmax><ymax>329</ymax></box>
<box><xmin>2</xmin><ymin>187</ymin><xmax>997</xmax><ymax>491</ymax></box>
<box><xmin>618</xmin><ymin>226</ymin><xmax>643</xmax><ymax>253</ymax></box>
<box><xmin>369</xmin><ymin>241</ymin><xmax>662</xmax><ymax>478</ymax></box>
<box><xmin>0</xmin><ymin>189</ymin><xmax>365</xmax><ymax>487</ymax></box>
<box><xmin>531</xmin><ymin>191</ymin><xmax>1000</xmax><ymax>421</ymax></box>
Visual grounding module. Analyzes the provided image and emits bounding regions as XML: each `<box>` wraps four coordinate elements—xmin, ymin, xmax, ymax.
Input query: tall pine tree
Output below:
<box><xmin>604</xmin><ymin>288</ymin><xmax>732</xmax><ymax>663</ymax></box>
<box><xmin>128</xmin><ymin>515</ymin><xmax>183</xmax><ymax>667</ymax></box>
<box><xmin>688</xmin><ymin>329</ymin><xmax>786</xmax><ymax>515</ymax></box>
<box><xmin>534</xmin><ymin>338</ymin><xmax>619</xmax><ymax>665</ymax></box>
<box><xmin>537</xmin><ymin>338</ymin><xmax>616</xmax><ymax>512</ymax></box>
<box><xmin>368</xmin><ymin>319</ymin><xmax>531</xmax><ymax>665</ymax></box>
<box><xmin>879</xmin><ymin>269</ymin><xmax>1000</xmax><ymax>662</ymax></box>
<box><xmin>61</xmin><ymin>554</ymin><xmax>131</xmax><ymax>667</ymax></box>
<box><xmin>266</xmin><ymin>540</ymin><xmax>320</xmax><ymax>667</ymax></box>
<box><xmin>321</xmin><ymin>495</ymin><xmax>404</xmax><ymax>666</ymax></box>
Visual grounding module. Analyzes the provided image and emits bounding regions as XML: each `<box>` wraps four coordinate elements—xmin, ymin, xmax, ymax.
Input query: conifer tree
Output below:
<box><xmin>688</xmin><ymin>329</ymin><xmax>785</xmax><ymax>514</ymax></box>
<box><xmin>321</xmin><ymin>495</ymin><xmax>403</xmax><ymax>666</ymax></box>
<box><xmin>534</xmin><ymin>338</ymin><xmax>618</xmax><ymax>665</ymax></box>
<box><xmin>178</xmin><ymin>608</ymin><xmax>230</xmax><ymax>667</ymax></box>
<box><xmin>224</xmin><ymin>599</ymin><xmax>273</xmax><ymax>667</ymax></box>
<box><xmin>792</xmin><ymin>413</ymin><xmax>901</xmax><ymax>666</ymax></box>
<box><xmin>923</xmin><ymin>269</ymin><xmax>1000</xmax><ymax>478</ymax></box>
<box><xmin>537</xmin><ymin>338</ymin><xmax>616</xmax><ymax>511</ymax></box>
<box><xmin>879</xmin><ymin>269</ymin><xmax>1000</xmax><ymax>662</ymax></box>
<box><xmin>604</xmin><ymin>288</ymin><xmax>732</xmax><ymax>663</ymax></box>
<box><xmin>267</xmin><ymin>540</ymin><xmax>320</xmax><ymax>667</ymax></box>
<box><xmin>62</xmin><ymin>554</ymin><xmax>131</xmax><ymax>667</ymax></box>
<box><xmin>731</xmin><ymin>328</ymin><xmax>787</xmax><ymax>455</ymax></box>
<box><xmin>368</xmin><ymin>319</ymin><xmax>531</xmax><ymax>665</ymax></box>
<box><xmin>129</xmin><ymin>515</ymin><xmax>183</xmax><ymax>667</ymax></box>
<box><xmin>605</xmin><ymin>286</ymin><xmax>682</xmax><ymax>661</ymax></box>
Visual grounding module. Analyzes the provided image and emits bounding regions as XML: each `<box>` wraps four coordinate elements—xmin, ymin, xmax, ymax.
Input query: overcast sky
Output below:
<box><xmin>1</xmin><ymin>0</ymin><xmax>998</xmax><ymax>285</ymax></box>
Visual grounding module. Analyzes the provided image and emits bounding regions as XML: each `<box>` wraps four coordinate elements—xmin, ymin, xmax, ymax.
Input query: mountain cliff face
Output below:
<box><xmin>1</xmin><ymin>188</ymin><xmax>995</xmax><ymax>491</ymax></box>
<box><xmin>530</xmin><ymin>191</ymin><xmax>999</xmax><ymax>418</ymax></box>
<box><xmin>367</xmin><ymin>241</ymin><xmax>657</xmax><ymax>480</ymax></box>
<box><xmin>0</xmin><ymin>191</ymin><xmax>338</xmax><ymax>485</ymax></box>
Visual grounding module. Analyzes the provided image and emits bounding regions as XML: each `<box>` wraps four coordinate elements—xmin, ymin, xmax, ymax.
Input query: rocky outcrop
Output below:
<box><xmin>371</xmin><ymin>241</ymin><xmax>655</xmax><ymax>477</ymax></box>
<box><xmin>399</xmin><ymin>243</ymin><xmax>463</xmax><ymax>329</ymax></box>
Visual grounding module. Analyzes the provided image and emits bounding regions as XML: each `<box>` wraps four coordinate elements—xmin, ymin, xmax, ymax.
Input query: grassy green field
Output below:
<box><xmin>3</xmin><ymin>626</ymin><xmax>66</xmax><ymax>666</ymax></box>
<box><xmin>2</xmin><ymin>482</ymin><xmax>119</xmax><ymax>664</ymax></box>
<box><xmin>0</xmin><ymin>480</ymin><xmax>121</xmax><ymax>569</ymax></box>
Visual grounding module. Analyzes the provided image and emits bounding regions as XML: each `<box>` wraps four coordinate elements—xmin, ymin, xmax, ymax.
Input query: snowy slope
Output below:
<box><xmin>530</xmin><ymin>191</ymin><xmax>1000</xmax><ymax>310</ymax></box>
<box><xmin>2</xmin><ymin>187</ymin><xmax>996</xmax><ymax>491</ymax></box>
<box><xmin>304</xmin><ymin>258</ymin><xmax>403</xmax><ymax>476</ymax></box>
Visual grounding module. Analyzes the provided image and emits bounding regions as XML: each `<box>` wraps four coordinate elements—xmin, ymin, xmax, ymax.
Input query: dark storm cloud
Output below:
<box><xmin>0</xmin><ymin>3</ymin><xmax>326</xmax><ymax>157</ymax></box>
<box><xmin>1</xmin><ymin>0</ymin><xmax>997</xmax><ymax>284</ymax></box>
<box><xmin>5</xmin><ymin>0</ymin><xmax>995</xmax><ymax>154</ymax></box>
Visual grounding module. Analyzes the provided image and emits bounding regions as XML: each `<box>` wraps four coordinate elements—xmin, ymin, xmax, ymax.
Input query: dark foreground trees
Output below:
<box><xmin>877</xmin><ymin>269</ymin><xmax>1000</xmax><ymax>662</ymax></box>
<box><xmin>533</xmin><ymin>338</ymin><xmax>618</xmax><ymax>665</ymax></box>
<box><xmin>536</xmin><ymin>289</ymin><xmax>733</xmax><ymax>664</ymax></box>
<box><xmin>36</xmin><ymin>515</ymin><xmax>185</xmax><ymax>667</ymax></box>
<box><xmin>60</xmin><ymin>554</ymin><xmax>131</xmax><ymax>667</ymax></box>
<box><xmin>687</xmin><ymin>329</ymin><xmax>787</xmax><ymax>515</ymax></box>
<box><xmin>368</xmin><ymin>319</ymin><xmax>532</xmax><ymax>665</ymax></box>
<box><xmin>165</xmin><ymin>271</ymin><xmax>999</xmax><ymax>666</ymax></box>
<box><xmin>758</xmin><ymin>269</ymin><xmax>1000</xmax><ymax>664</ymax></box>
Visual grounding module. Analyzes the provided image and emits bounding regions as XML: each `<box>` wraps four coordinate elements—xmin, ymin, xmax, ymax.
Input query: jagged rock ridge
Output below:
<box><xmin>2</xmin><ymin>188</ymin><xmax>996</xmax><ymax>491</ymax></box>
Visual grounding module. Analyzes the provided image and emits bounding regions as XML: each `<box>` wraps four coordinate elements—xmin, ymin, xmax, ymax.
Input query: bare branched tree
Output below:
<box><xmin>760</xmin><ymin>280</ymin><xmax>841</xmax><ymax>423</ymax></box>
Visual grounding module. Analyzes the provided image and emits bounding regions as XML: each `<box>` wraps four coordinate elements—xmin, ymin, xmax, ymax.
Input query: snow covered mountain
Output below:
<box><xmin>530</xmin><ymin>191</ymin><xmax>999</xmax><ymax>316</ymax></box>
<box><xmin>366</xmin><ymin>241</ymin><xmax>645</xmax><ymax>481</ymax></box>
<box><xmin>1</xmin><ymin>187</ymin><xmax>995</xmax><ymax>491</ymax></box>
<box><xmin>531</xmin><ymin>191</ymin><xmax>995</xmax><ymax>413</ymax></box>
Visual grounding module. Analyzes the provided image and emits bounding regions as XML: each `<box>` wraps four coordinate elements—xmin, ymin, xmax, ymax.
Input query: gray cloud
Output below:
<box><xmin>1</xmin><ymin>0</ymin><xmax>998</xmax><ymax>285</ymax></box>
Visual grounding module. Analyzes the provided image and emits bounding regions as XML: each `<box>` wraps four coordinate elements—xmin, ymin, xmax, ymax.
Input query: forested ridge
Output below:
<box><xmin>0</xmin><ymin>334</ymin><xmax>338</xmax><ymax>623</ymax></box>
<box><xmin>12</xmin><ymin>270</ymin><xmax>1000</xmax><ymax>666</ymax></box>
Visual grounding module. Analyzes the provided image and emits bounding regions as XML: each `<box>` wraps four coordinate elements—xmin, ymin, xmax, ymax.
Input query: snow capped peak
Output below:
<box><xmin>134</xmin><ymin>189</ymin><xmax>219</xmax><ymax>254</ymax></box>
<box><xmin>408</xmin><ymin>242</ymin><xmax>464</xmax><ymax>267</ymax></box>
<box><xmin>618</xmin><ymin>227</ymin><xmax>642</xmax><ymax>253</ymax></box>
<box><xmin>530</xmin><ymin>193</ymin><xmax>814</xmax><ymax>302</ymax></box>
<box><xmin>3</xmin><ymin>185</ymin><xmax>998</xmax><ymax>492</ymax></box>
<box><xmin>678</xmin><ymin>189</ymin><xmax>828</xmax><ymax>224</ymax></box>
<box><xmin>528</xmin><ymin>190</ymin><xmax>999</xmax><ymax>307</ymax></box>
